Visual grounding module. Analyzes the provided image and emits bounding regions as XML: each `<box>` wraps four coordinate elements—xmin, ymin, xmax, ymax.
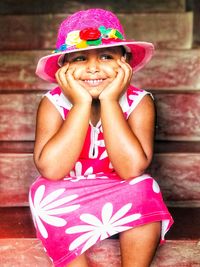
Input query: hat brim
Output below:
<box><xmin>36</xmin><ymin>40</ymin><xmax>154</xmax><ymax>83</ymax></box>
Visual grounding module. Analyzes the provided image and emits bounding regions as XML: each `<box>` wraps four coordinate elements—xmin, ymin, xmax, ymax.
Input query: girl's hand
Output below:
<box><xmin>55</xmin><ymin>64</ymin><xmax>92</xmax><ymax>104</ymax></box>
<box><xmin>99</xmin><ymin>57</ymin><xmax>132</xmax><ymax>101</ymax></box>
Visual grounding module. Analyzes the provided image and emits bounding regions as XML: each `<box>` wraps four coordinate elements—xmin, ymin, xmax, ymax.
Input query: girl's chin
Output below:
<box><xmin>90</xmin><ymin>89</ymin><xmax>103</xmax><ymax>99</ymax></box>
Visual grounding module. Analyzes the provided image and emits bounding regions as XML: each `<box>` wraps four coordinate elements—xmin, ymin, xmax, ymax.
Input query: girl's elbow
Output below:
<box><xmin>34</xmin><ymin>159</ymin><xmax>66</xmax><ymax>181</ymax></box>
<box><xmin>119</xmin><ymin>159</ymin><xmax>151</xmax><ymax>180</ymax></box>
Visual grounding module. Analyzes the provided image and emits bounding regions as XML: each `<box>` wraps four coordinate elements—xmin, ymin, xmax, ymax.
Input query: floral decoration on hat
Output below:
<box><xmin>52</xmin><ymin>26</ymin><xmax>124</xmax><ymax>53</ymax></box>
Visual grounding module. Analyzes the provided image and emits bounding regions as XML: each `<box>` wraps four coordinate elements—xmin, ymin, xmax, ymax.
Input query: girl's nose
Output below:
<box><xmin>86</xmin><ymin>58</ymin><xmax>100</xmax><ymax>74</ymax></box>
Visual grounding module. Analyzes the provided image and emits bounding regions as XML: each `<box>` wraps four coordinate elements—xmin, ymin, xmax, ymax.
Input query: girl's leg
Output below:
<box><xmin>119</xmin><ymin>222</ymin><xmax>161</xmax><ymax>267</ymax></box>
<box><xmin>66</xmin><ymin>253</ymin><xmax>89</xmax><ymax>267</ymax></box>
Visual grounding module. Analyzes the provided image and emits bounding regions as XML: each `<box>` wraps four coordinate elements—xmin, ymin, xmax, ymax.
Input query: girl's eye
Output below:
<box><xmin>71</xmin><ymin>56</ymin><xmax>86</xmax><ymax>62</ymax></box>
<box><xmin>100</xmin><ymin>54</ymin><xmax>113</xmax><ymax>60</ymax></box>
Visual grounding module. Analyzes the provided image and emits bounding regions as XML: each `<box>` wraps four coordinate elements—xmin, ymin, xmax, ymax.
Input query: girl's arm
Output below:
<box><xmin>34</xmin><ymin>65</ymin><xmax>92</xmax><ymax>180</ymax></box>
<box><xmin>99</xmin><ymin>57</ymin><xmax>155</xmax><ymax>179</ymax></box>
<box><xmin>100</xmin><ymin>95</ymin><xmax>155</xmax><ymax>180</ymax></box>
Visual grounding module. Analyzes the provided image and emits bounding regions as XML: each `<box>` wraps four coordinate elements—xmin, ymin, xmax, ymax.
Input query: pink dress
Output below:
<box><xmin>29</xmin><ymin>85</ymin><xmax>173</xmax><ymax>267</ymax></box>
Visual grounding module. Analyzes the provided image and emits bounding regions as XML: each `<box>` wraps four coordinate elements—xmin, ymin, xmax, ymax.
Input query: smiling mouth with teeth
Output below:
<box><xmin>83</xmin><ymin>79</ymin><xmax>105</xmax><ymax>87</ymax></box>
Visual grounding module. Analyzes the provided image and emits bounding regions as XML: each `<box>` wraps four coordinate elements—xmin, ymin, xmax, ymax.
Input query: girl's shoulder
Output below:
<box><xmin>119</xmin><ymin>85</ymin><xmax>153</xmax><ymax>118</ymax></box>
<box><xmin>44</xmin><ymin>86</ymin><xmax>72</xmax><ymax>120</ymax></box>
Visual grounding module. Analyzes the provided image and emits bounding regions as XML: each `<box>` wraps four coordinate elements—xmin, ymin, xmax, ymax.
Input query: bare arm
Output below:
<box><xmin>99</xmin><ymin>57</ymin><xmax>155</xmax><ymax>179</ymax></box>
<box><xmin>100</xmin><ymin>95</ymin><xmax>155</xmax><ymax>179</ymax></box>
<box><xmin>34</xmin><ymin>97</ymin><xmax>91</xmax><ymax>180</ymax></box>
<box><xmin>34</xmin><ymin>64</ymin><xmax>92</xmax><ymax>180</ymax></box>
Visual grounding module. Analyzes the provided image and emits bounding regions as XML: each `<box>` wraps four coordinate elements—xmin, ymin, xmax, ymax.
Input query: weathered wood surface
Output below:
<box><xmin>1</xmin><ymin>207</ymin><xmax>199</xmax><ymax>240</ymax></box>
<box><xmin>0</xmin><ymin>12</ymin><xmax>193</xmax><ymax>50</ymax></box>
<box><xmin>0</xmin><ymin>0</ymin><xmax>186</xmax><ymax>15</ymax></box>
<box><xmin>1</xmin><ymin>92</ymin><xmax>200</xmax><ymax>141</ymax></box>
<box><xmin>0</xmin><ymin>238</ymin><xmax>199</xmax><ymax>267</ymax></box>
<box><xmin>154</xmin><ymin>93</ymin><xmax>200</xmax><ymax>141</ymax></box>
<box><xmin>0</xmin><ymin>93</ymin><xmax>41</xmax><ymax>141</ymax></box>
<box><xmin>133</xmin><ymin>49</ymin><xmax>200</xmax><ymax>90</ymax></box>
<box><xmin>0</xmin><ymin>152</ymin><xmax>200</xmax><ymax>206</ymax></box>
<box><xmin>1</xmin><ymin>141</ymin><xmax>200</xmax><ymax>154</ymax></box>
<box><xmin>0</xmin><ymin>207</ymin><xmax>35</xmax><ymax>238</ymax></box>
<box><xmin>150</xmin><ymin>154</ymin><xmax>200</xmax><ymax>201</ymax></box>
<box><xmin>1</xmin><ymin>49</ymin><xmax>200</xmax><ymax>91</ymax></box>
<box><xmin>0</xmin><ymin>153</ymin><xmax>38</xmax><ymax>206</ymax></box>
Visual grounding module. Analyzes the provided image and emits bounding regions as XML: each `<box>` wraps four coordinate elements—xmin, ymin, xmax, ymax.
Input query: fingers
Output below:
<box><xmin>118</xmin><ymin>57</ymin><xmax>133</xmax><ymax>85</ymax></box>
<box><xmin>55</xmin><ymin>63</ymin><xmax>70</xmax><ymax>87</ymax></box>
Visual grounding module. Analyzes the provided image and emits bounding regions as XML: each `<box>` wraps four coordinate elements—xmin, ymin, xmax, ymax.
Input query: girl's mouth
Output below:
<box><xmin>82</xmin><ymin>79</ymin><xmax>105</xmax><ymax>87</ymax></box>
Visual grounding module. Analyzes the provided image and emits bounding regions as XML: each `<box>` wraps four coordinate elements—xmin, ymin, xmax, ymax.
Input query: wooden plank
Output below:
<box><xmin>1</xmin><ymin>92</ymin><xmax>200</xmax><ymax>141</ymax></box>
<box><xmin>1</xmin><ymin>207</ymin><xmax>199</xmax><ymax>239</ymax></box>
<box><xmin>1</xmin><ymin>140</ymin><xmax>200</xmax><ymax>154</ymax></box>
<box><xmin>133</xmin><ymin>49</ymin><xmax>200</xmax><ymax>90</ymax></box>
<box><xmin>0</xmin><ymin>207</ymin><xmax>35</xmax><ymax>238</ymax></box>
<box><xmin>0</xmin><ymin>153</ymin><xmax>38</xmax><ymax>206</ymax></box>
<box><xmin>0</xmin><ymin>152</ymin><xmax>200</xmax><ymax>206</ymax></box>
<box><xmin>0</xmin><ymin>93</ymin><xmax>41</xmax><ymax>141</ymax></box>
<box><xmin>0</xmin><ymin>239</ymin><xmax>199</xmax><ymax>267</ymax></box>
<box><xmin>0</xmin><ymin>141</ymin><xmax>34</xmax><ymax>153</ymax></box>
<box><xmin>0</xmin><ymin>12</ymin><xmax>193</xmax><ymax>50</ymax></box>
<box><xmin>0</xmin><ymin>0</ymin><xmax>186</xmax><ymax>15</ymax></box>
<box><xmin>1</xmin><ymin>49</ymin><xmax>200</xmax><ymax>91</ymax></box>
<box><xmin>0</xmin><ymin>238</ymin><xmax>52</xmax><ymax>267</ymax></box>
<box><xmin>150</xmin><ymin>153</ymin><xmax>200</xmax><ymax>202</ymax></box>
<box><xmin>154</xmin><ymin>93</ymin><xmax>200</xmax><ymax>141</ymax></box>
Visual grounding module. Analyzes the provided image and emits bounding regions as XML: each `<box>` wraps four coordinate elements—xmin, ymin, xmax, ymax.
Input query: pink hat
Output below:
<box><xmin>36</xmin><ymin>9</ymin><xmax>154</xmax><ymax>83</ymax></box>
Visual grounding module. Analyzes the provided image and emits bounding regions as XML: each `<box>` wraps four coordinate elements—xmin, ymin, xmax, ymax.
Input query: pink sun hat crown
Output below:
<box><xmin>36</xmin><ymin>8</ymin><xmax>155</xmax><ymax>83</ymax></box>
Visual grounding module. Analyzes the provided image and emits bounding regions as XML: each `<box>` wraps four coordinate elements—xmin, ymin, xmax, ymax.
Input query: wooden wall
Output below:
<box><xmin>0</xmin><ymin>0</ymin><xmax>200</xmax><ymax>208</ymax></box>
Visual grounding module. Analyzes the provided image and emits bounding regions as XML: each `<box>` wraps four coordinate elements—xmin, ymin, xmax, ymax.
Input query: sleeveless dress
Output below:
<box><xmin>29</xmin><ymin>85</ymin><xmax>173</xmax><ymax>267</ymax></box>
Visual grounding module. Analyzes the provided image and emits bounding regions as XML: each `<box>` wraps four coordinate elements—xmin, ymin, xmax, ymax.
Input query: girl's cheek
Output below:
<box><xmin>102</xmin><ymin>65</ymin><xmax>118</xmax><ymax>77</ymax></box>
<box><xmin>73</xmin><ymin>67</ymin><xmax>84</xmax><ymax>79</ymax></box>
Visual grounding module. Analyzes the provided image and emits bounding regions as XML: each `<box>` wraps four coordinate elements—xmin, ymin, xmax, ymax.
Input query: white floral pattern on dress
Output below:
<box><xmin>70</xmin><ymin>161</ymin><xmax>93</xmax><ymax>178</ymax></box>
<box><xmin>29</xmin><ymin>185</ymin><xmax>80</xmax><ymax>239</ymax></box>
<box><xmin>65</xmin><ymin>202</ymin><xmax>141</xmax><ymax>253</ymax></box>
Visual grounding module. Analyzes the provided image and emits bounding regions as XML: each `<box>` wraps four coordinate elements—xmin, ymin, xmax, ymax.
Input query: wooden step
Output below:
<box><xmin>0</xmin><ymin>12</ymin><xmax>193</xmax><ymax>50</ymax></box>
<box><xmin>1</xmin><ymin>207</ymin><xmax>199</xmax><ymax>239</ymax></box>
<box><xmin>2</xmin><ymin>140</ymin><xmax>200</xmax><ymax>154</ymax></box>
<box><xmin>1</xmin><ymin>92</ymin><xmax>200</xmax><ymax>141</ymax></box>
<box><xmin>0</xmin><ymin>152</ymin><xmax>200</xmax><ymax>207</ymax></box>
<box><xmin>0</xmin><ymin>49</ymin><xmax>200</xmax><ymax>91</ymax></box>
<box><xmin>0</xmin><ymin>0</ymin><xmax>186</xmax><ymax>14</ymax></box>
<box><xmin>1</xmin><ymin>238</ymin><xmax>199</xmax><ymax>267</ymax></box>
<box><xmin>0</xmin><ymin>207</ymin><xmax>199</xmax><ymax>266</ymax></box>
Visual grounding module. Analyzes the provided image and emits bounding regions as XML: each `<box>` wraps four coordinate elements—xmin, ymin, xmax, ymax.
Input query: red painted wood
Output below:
<box><xmin>0</xmin><ymin>49</ymin><xmax>200</xmax><ymax>91</ymax></box>
<box><xmin>0</xmin><ymin>12</ymin><xmax>192</xmax><ymax>50</ymax></box>
<box><xmin>1</xmin><ymin>140</ymin><xmax>200</xmax><ymax>154</ymax></box>
<box><xmin>0</xmin><ymin>238</ymin><xmax>199</xmax><ymax>267</ymax></box>
<box><xmin>0</xmin><ymin>93</ymin><xmax>41</xmax><ymax>141</ymax></box>
<box><xmin>0</xmin><ymin>153</ymin><xmax>38</xmax><ymax>206</ymax></box>
<box><xmin>1</xmin><ymin>207</ymin><xmax>199</xmax><ymax>239</ymax></box>
<box><xmin>134</xmin><ymin>49</ymin><xmax>200</xmax><ymax>90</ymax></box>
<box><xmin>0</xmin><ymin>152</ymin><xmax>200</xmax><ymax>206</ymax></box>
<box><xmin>150</xmin><ymin>153</ymin><xmax>200</xmax><ymax>202</ymax></box>
<box><xmin>0</xmin><ymin>207</ymin><xmax>35</xmax><ymax>238</ymax></box>
<box><xmin>0</xmin><ymin>238</ymin><xmax>52</xmax><ymax>266</ymax></box>
<box><xmin>1</xmin><ymin>92</ymin><xmax>200</xmax><ymax>141</ymax></box>
<box><xmin>0</xmin><ymin>141</ymin><xmax>34</xmax><ymax>153</ymax></box>
<box><xmin>0</xmin><ymin>0</ymin><xmax>186</xmax><ymax>15</ymax></box>
<box><xmin>155</xmin><ymin>93</ymin><xmax>200</xmax><ymax>140</ymax></box>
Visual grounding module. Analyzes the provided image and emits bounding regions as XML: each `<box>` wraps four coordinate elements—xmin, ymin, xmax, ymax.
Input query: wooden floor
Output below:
<box><xmin>0</xmin><ymin>0</ymin><xmax>200</xmax><ymax>266</ymax></box>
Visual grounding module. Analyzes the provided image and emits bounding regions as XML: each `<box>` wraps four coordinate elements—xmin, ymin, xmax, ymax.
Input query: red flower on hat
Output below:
<box><xmin>80</xmin><ymin>28</ymin><xmax>101</xmax><ymax>41</ymax></box>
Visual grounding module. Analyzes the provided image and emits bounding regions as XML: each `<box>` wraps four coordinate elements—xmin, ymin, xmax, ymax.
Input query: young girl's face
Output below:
<box><xmin>63</xmin><ymin>47</ymin><xmax>126</xmax><ymax>98</ymax></box>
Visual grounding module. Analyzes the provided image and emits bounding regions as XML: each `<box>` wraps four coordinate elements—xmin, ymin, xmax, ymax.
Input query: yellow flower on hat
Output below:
<box><xmin>76</xmin><ymin>40</ymin><xmax>88</xmax><ymax>48</ymax></box>
<box><xmin>108</xmin><ymin>29</ymin><xmax>117</xmax><ymax>38</ymax></box>
<box><xmin>65</xmin><ymin>30</ymin><xmax>82</xmax><ymax>46</ymax></box>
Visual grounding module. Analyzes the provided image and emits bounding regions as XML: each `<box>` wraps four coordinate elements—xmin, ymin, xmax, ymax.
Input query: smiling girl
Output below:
<box><xmin>29</xmin><ymin>9</ymin><xmax>173</xmax><ymax>267</ymax></box>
